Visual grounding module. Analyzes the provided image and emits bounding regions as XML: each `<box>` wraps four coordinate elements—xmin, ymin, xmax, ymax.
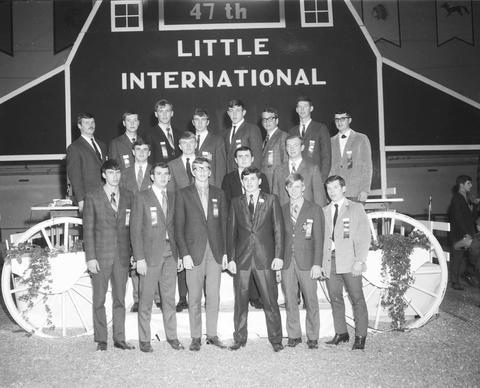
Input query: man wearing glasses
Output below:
<box><xmin>329</xmin><ymin>110</ymin><xmax>372</xmax><ymax>203</ymax></box>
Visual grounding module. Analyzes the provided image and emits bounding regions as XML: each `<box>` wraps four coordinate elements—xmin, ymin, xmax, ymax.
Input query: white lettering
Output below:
<box><xmin>217</xmin><ymin>71</ymin><xmax>232</xmax><ymax>87</ymax></box>
<box><xmin>121</xmin><ymin>73</ymin><xmax>127</xmax><ymax>90</ymax></box>
<box><xmin>255</xmin><ymin>38</ymin><xmax>269</xmax><ymax>55</ymax></box>
<box><xmin>220</xmin><ymin>39</ymin><xmax>235</xmax><ymax>56</ymax></box>
<box><xmin>130</xmin><ymin>73</ymin><xmax>144</xmax><ymax>89</ymax></box>
<box><xmin>164</xmin><ymin>72</ymin><xmax>179</xmax><ymax>88</ymax></box>
<box><xmin>237</xmin><ymin>39</ymin><xmax>252</xmax><ymax>56</ymax></box>
<box><xmin>294</xmin><ymin>69</ymin><xmax>309</xmax><ymax>85</ymax></box>
<box><xmin>311</xmin><ymin>68</ymin><xmax>326</xmax><ymax>85</ymax></box>
<box><xmin>181</xmin><ymin>71</ymin><xmax>196</xmax><ymax>88</ymax></box>
<box><xmin>233</xmin><ymin>69</ymin><xmax>249</xmax><ymax>87</ymax></box>
<box><xmin>259</xmin><ymin>69</ymin><xmax>274</xmax><ymax>86</ymax></box>
<box><xmin>177</xmin><ymin>41</ymin><xmax>191</xmax><ymax>57</ymax></box>
<box><xmin>276</xmin><ymin>69</ymin><xmax>292</xmax><ymax>85</ymax></box>
<box><xmin>147</xmin><ymin>72</ymin><xmax>162</xmax><ymax>89</ymax></box>
<box><xmin>198</xmin><ymin>70</ymin><xmax>214</xmax><ymax>87</ymax></box>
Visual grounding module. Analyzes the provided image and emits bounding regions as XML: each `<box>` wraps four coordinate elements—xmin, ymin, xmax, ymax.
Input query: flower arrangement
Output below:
<box><xmin>371</xmin><ymin>229</ymin><xmax>430</xmax><ymax>330</ymax></box>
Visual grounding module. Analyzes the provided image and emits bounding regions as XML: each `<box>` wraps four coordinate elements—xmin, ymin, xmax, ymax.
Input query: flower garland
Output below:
<box><xmin>371</xmin><ymin>229</ymin><xmax>430</xmax><ymax>330</ymax></box>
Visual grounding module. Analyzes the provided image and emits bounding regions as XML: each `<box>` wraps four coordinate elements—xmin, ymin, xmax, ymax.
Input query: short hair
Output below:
<box><xmin>154</xmin><ymin>99</ymin><xmax>173</xmax><ymax>111</ymax></box>
<box><xmin>179</xmin><ymin>131</ymin><xmax>196</xmax><ymax>142</ymax></box>
<box><xmin>101</xmin><ymin>159</ymin><xmax>120</xmax><ymax>174</ymax></box>
<box><xmin>192</xmin><ymin>156</ymin><xmax>211</xmax><ymax>169</ymax></box>
<box><xmin>227</xmin><ymin>99</ymin><xmax>245</xmax><ymax>110</ymax></box>
<box><xmin>285</xmin><ymin>173</ymin><xmax>304</xmax><ymax>187</ymax></box>
<box><xmin>132</xmin><ymin>139</ymin><xmax>150</xmax><ymax>150</ymax></box>
<box><xmin>296</xmin><ymin>96</ymin><xmax>312</xmax><ymax>106</ymax></box>
<box><xmin>234</xmin><ymin>146</ymin><xmax>253</xmax><ymax>158</ymax></box>
<box><xmin>193</xmin><ymin>108</ymin><xmax>209</xmax><ymax>118</ymax></box>
<box><xmin>77</xmin><ymin>112</ymin><xmax>94</xmax><ymax>125</ymax></box>
<box><xmin>456</xmin><ymin>175</ymin><xmax>472</xmax><ymax>186</ymax></box>
<box><xmin>285</xmin><ymin>134</ymin><xmax>303</xmax><ymax>145</ymax></box>
<box><xmin>325</xmin><ymin>175</ymin><xmax>346</xmax><ymax>187</ymax></box>
<box><xmin>122</xmin><ymin>111</ymin><xmax>138</xmax><ymax>121</ymax></box>
<box><xmin>334</xmin><ymin>110</ymin><xmax>351</xmax><ymax>117</ymax></box>
<box><xmin>262</xmin><ymin>107</ymin><xmax>278</xmax><ymax>117</ymax></box>
<box><xmin>151</xmin><ymin>162</ymin><xmax>170</xmax><ymax>174</ymax></box>
<box><xmin>241</xmin><ymin>167</ymin><xmax>261</xmax><ymax>180</ymax></box>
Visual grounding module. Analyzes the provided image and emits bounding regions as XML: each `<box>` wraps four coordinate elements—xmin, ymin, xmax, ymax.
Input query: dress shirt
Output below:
<box><xmin>195</xmin><ymin>183</ymin><xmax>209</xmax><ymax>218</ymax></box>
<box><xmin>330</xmin><ymin>197</ymin><xmax>345</xmax><ymax>250</ymax></box>
<box><xmin>126</xmin><ymin>132</ymin><xmax>137</xmax><ymax>143</ymax></box>
<box><xmin>230</xmin><ymin>118</ymin><xmax>245</xmax><ymax>143</ymax></box>
<box><xmin>289</xmin><ymin>158</ymin><xmax>302</xmax><ymax>174</ymax></box>
<box><xmin>300</xmin><ymin>119</ymin><xmax>312</xmax><ymax>137</ymax></box>
<box><xmin>339</xmin><ymin>129</ymin><xmax>351</xmax><ymax>156</ymax></box>
<box><xmin>82</xmin><ymin>134</ymin><xmax>103</xmax><ymax>159</ymax></box>
<box><xmin>103</xmin><ymin>186</ymin><xmax>119</xmax><ymax>210</ymax></box>
<box><xmin>158</xmin><ymin>124</ymin><xmax>174</xmax><ymax>146</ymax></box>
<box><xmin>135</xmin><ymin>162</ymin><xmax>148</xmax><ymax>181</ymax></box>
<box><xmin>246</xmin><ymin>189</ymin><xmax>260</xmax><ymax>212</ymax></box>
<box><xmin>196</xmin><ymin>130</ymin><xmax>208</xmax><ymax>149</ymax></box>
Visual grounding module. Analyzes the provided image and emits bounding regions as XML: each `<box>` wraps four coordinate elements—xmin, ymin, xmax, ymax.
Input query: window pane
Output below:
<box><xmin>305</xmin><ymin>13</ymin><xmax>316</xmax><ymax>23</ymax></box>
<box><xmin>115</xmin><ymin>4</ymin><xmax>126</xmax><ymax>16</ymax></box>
<box><xmin>115</xmin><ymin>16</ymin><xmax>127</xmax><ymax>28</ymax></box>
<box><xmin>316</xmin><ymin>12</ymin><xmax>329</xmax><ymax>23</ymax></box>
<box><xmin>304</xmin><ymin>0</ymin><xmax>316</xmax><ymax>12</ymax></box>
<box><xmin>127</xmin><ymin>3</ymin><xmax>139</xmax><ymax>15</ymax></box>
<box><xmin>127</xmin><ymin>16</ymin><xmax>139</xmax><ymax>27</ymax></box>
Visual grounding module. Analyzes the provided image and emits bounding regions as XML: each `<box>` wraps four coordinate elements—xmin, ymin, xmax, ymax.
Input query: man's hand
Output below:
<box><xmin>222</xmin><ymin>254</ymin><xmax>228</xmax><ymax>270</ymax></box>
<box><xmin>358</xmin><ymin>192</ymin><xmax>368</xmax><ymax>203</ymax></box>
<box><xmin>78</xmin><ymin>200</ymin><xmax>84</xmax><ymax>213</ymax></box>
<box><xmin>136</xmin><ymin>259</ymin><xmax>147</xmax><ymax>276</ymax></box>
<box><xmin>352</xmin><ymin>261</ymin><xmax>364</xmax><ymax>277</ymax></box>
<box><xmin>310</xmin><ymin>265</ymin><xmax>322</xmax><ymax>279</ymax></box>
<box><xmin>87</xmin><ymin>259</ymin><xmax>100</xmax><ymax>274</ymax></box>
<box><xmin>183</xmin><ymin>255</ymin><xmax>194</xmax><ymax>270</ymax></box>
<box><xmin>227</xmin><ymin>261</ymin><xmax>237</xmax><ymax>274</ymax></box>
<box><xmin>177</xmin><ymin>258</ymin><xmax>184</xmax><ymax>272</ymax></box>
<box><xmin>271</xmin><ymin>258</ymin><xmax>283</xmax><ymax>271</ymax></box>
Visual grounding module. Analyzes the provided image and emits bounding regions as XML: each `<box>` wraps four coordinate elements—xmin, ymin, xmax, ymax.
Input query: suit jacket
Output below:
<box><xmin>261</xmin><ymin>128</ymin><xmax>288</xmax><ymax>188</ymax></box>
<box><xmin>221</xmin><ymin>170</ymin><xmax>270</xmax><ymax>207</ymax></box>
<box><xmin>227</xmin><ymin>192</ymin><xmax>284</xmax><ymax>270</ymax></box>
<box><xmin>197</xmin><ymin>131</ymin><xmax>227</xmax><ymax>188</ymax></box>
<box><xmin>175</xmin><ymin>184</ymin><xmax>227</xmax><ymax>265</ymax></box>
<box><xmin>141</xmin><ymin>125</ymin><xmax>182</xmax><ymax>164</ymax></box>
<box><xmin>282</xmin><ymin>200</ymin><xmax>324</xmax><ymax>271</ymax></box>
<box><xmin>168</xmin><ymin>157</ymin><xmax>192</xmax><ymax>191</ymax></box>
<box><xmin>272</xmin><ymin>159</ymin><xmax>327</xmax><ymax>207</ymax></box>
<box><xmin>130</xmin><ymin>188</ymin><xmax>178</xmax><ymax>266</ymax></box>
<box><xmin>322</xmin><ymin>199</ymin><xmax>371</xmax><ymax>276</ymax></box>
<box><xmin>449</xmin><ymin>192</ymin><xmax>477</xmax><ymax>243</ymax></box>
<box><xmin>119</xmin><ymin>163</ymin><xmax>152</xmax><ymax>194</ymax></box>
<box><xmin>224</xmin><ymin>121</ymin><xmax>263</xmax><ymax>173</ymax></box>
<box><xmin>329</xmin><ymin>129</ymin><xmax>372</xmax><ymax>197</ymax></box>
<box><xmin>108</xmin><ymin>133</ymin><xmax>141</xmax><ymax>170</ymax></box>
<box><xmin>66</xmin><ymin>136</ymin><xmax>107</xmax><ymax>203</ymax></box>
<box><xmin>83</xmin><ymin>187</ymin><xmax>133</xmax><ymax>267</ymax></box>
<box><xmin>290</xmin><ymin>120</ymin><xmax>331</xmax><ymax>180</ymax></box>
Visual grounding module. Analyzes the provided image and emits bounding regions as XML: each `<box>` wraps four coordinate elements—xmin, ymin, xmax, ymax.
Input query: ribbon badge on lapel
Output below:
<box><xmin>303</xmin><ymin>219</ymin><xmax>313</xmax><ymax>240</ymax></box>
<box><xmin>346</xmin><ymin>150</ymin><xmax>353</xmax><ymax>169</ymax></box>
<box><xmin>202</xmin><ymin>151</ymin><xmax>212</xmax><ymax>161</ymax></box>
<box><xmin>235</xmin><ymin>139</ymin><xmax>242</xmax><ymax>149</ymax></box>
<box><xmin>150</xmin><ymin>206</ymin><xmax>158</xmax><ymax>226</ymax></box>
<box><xmin>125</xmin><ymin>209</ymin><xmax>131</xmax><ymax>226</ymax></box>
<box><xmin>308</xmin><ymin>140</ymin><xmax>315</xmax><ymax>156</ymax></box>
<box><xmin>122</xmin><ymin>154</ymin><xmax>130</xmax><ymax>168</ymax></box>
<box><xmin>343</xmin><ymin>218</ymin><xmax>350</xmax><ymax>239</ymax></box>
<box><xmin>160</xmin><ymin>141</ymin><xmax>168</xmax><ymax>159</ymax></box>
<box><xmin>267</xmin><ymin>150</ymin><xmax>274</xmax><ymax>167</ymax></box>
<box><xmin>212</xmin><ymin>198</ymin><xmax>219</xmax><ymax>218</ymax></box>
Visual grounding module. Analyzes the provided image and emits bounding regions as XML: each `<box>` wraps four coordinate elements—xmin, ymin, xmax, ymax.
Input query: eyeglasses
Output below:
<box><xmin>193</xmin><ymin>165</ymin><xmax>210</xmax><ymax>172</ymax></box>
<box><xmin>261</xmin><ymin>116</ymin><xmax>277</xmax><ymax>123</ymax></box>
<box><xmin>334</xmin><ymin>117</ymin><xmax>350</xmax><ymax>123</ymax></box>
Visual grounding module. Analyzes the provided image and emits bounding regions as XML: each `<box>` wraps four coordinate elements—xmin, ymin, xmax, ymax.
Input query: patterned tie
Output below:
<box><xmin>161</xmin><ymin>190</ymin><xmax>168</xmax><ymax>215</ymax></box>
<box><xmin>230</xmin><ymin>125</ymin><xmax>236</xmax><ymax>144</ymax></box>
<box><xmin>186</xmin><ymin>158</ymin><xmax>193</xmax><ymax>183</ymax></box>
<box><xmin>110</xmin><ymin>192</ymin><xmax>118</xmax><ymax>213</ymax></box>
<box><xmin>291</xmin><ymin>203</ymin><xmax>299</xmax><ymax>225</ymax></box>
<box><xmin>332</xmin><ymin>203</ymin><xmax>338</xmax><ymax>241</ymax></box>
<box><xmin>196</xmin><ymin>135</ymin><xmax>201</xmax><ymax>152</ymax></box>
<box><xmin>248</xmin><ymin>194</ymin><xmax>255</xmax><ymax>220</ymax></box>
<box><xmin>166</xmin><ymin>127</ymin><xmax>174</xmax><ymax>148</ymax></box>
<box><xmin>136</xmin><ymin>165</ymin><xmax>143</xmax><ymax>190</ymax></box>
<box><xmin>291</xmin><ymin>162</ymin><xmax>296</xmax><ymax>174</ymax></box>
<box><xmin>91</xmin><ymin>138</ymin><xmax>102</xmax><ymax>160</ymax></box>
<box><xmin>263</xmin><ymin>133</ymin><xmax>270</xmax><ymax>150</ymax></box>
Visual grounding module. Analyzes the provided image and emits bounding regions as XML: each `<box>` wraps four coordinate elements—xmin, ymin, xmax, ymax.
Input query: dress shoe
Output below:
<box><xmin>130</xmin><ymin>302</ymin><xmax>138</xmax><ymax>313</ymax></box>
<box><xmin>176</xmin><ymin>299</ymin><xmax>188</xmax><ymax>312</ymax></box>
<box><xmin>167</xmin><ymin>339</ymin><xmax>185</xmax><ymax>350</ymax></box>
<box><xmin>352</xmin><ymin>336</ymin><xmax>366</xmax><ymax>350</ymax></box>
<box><xmin>114</xmin><ymin>341</ymin><xmax>135</xmax><ymax>350</ymax></box>
<box><xmin>96</xmin><ymin>342</ymin><xmax>107</xmax><ymax>351</ymax></box>
<box><xmin>155</xmin><ymin>301</ymin><xmax>162</xmax><ymax>309</ymax></box>
<box><xmin>228</xmin><ymin>341</ymin><xmax>246</xmax><ymax>351</ymax></box>
<box><xmin>278</xmin><ymin>302</ymin><xmax>286</xmax><ymax>308</ymax></box>
<box><xmin>189</xmin><ymin>338</ymin><xmax>201</xmax><ymax>351</ymax></box>
<box><xmin>463</xmin><ymin>274</ymin><xmax>475</xmax><ymax>286</ymax></box>
<box><xmin>452</xmin><ymin>282</ymin><xmax>464</xmax><ymax>290</ymax></box>
<box><xmin>326</xmin><ymin>333</ymin><xmax>350</xmax><ymax>345</ymax></box>
<box><xmin>249</xmin><ymin>299</ymin><xmax>263</xmax><ymax>309</ymax></box>
<box><xmin>286</xmin><ymin>337</ymin><xmax>302</xmax><ymax>347</ymax></box>
<box><xmin>206</xmin><ymin>336</ymin><xmax>226</xmax><ymax>349</ymax></box>
<box><xmin>272</xmin><ymin>343</ymin><xmax>284</xmax><ymax>352</ymax></box>
<box><xmin>139</xmin><ymin>341</ymin><xmax>153</xmax><ymax>353</ymax></box>
<box><xmin>307</xmin><ymin>340</ymin><xmax>318</xmax><ymax>349</ymax></box>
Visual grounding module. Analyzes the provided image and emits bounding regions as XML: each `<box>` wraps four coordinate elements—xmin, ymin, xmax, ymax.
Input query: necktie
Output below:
<box><xmin>91</xmin><ymin>138</ymin><xmax>102</xmax><ymax>160</ymax></box>
<box><xmin>263</xmin><ymin>134</ymin><xmax>270</xmax><ymax>150</ymax></box>
<box><xmin>301</xmin><ymin>124</ymin><xmax>306</xmax><ymax>138</ymax></box>
<box><xmin>291</xmin><ymin>162</ymin><xmax>296</xmax><ymax>174</ymax></box>
<box><xmin>291</xmin><ymin>203</ymin><xmax>299</xmax><ymax>225</ymax></box>
<box><xmin>196</xmin><ymin>134</ymin><xmax>201</xmax><ymax>152</ymax></box>
<box><xmin>161</xmin><ymin>190</ymin><xmax>168</xmax><ymax>215</ymax></box>
<box><xmin>110</xmin><ymin>192</ymin><xmax>118</xmax><ymax>213</ymax></box>
<box><xmin>230</xmin><ymin>125</ymin><xmax>236</xmax><ymax>144</ymax></box>
<box><xmin>131</xmin><ymin>137</ymin><xmax>136</xmax><ymax>143</ymax></box>
<box><xmin>341</xmin><ymin>134</ymin><xmax>347</xmax><ymax>139</ymax></box>
<box><xmin>136</xmin><ymin>165</ymin><xmax>143</xmax><ymax>190</ymax></box>
<box><xmin>332</xmin><ymin>203</ymin><xmax>338</xmax><ymax>241</ymax></box>
<box><xmin>166</xmin><ymin>127</ymin><xmax>174</xmax><ymax>148</ymax></box>
<box><xmin>248</xmin><ymin>194</ymin><xmax>255</xmax><ymax>220</ymax></box>
<box><xmin>186</xmin><ymin>158</ymin><xmax>193</xmax><ymax>183</ymax></box>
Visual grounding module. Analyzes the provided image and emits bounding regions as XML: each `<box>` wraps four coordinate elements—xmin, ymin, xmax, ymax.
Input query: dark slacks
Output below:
<box><xmin>177</xmin><ymin>269</ymin><xmax>188</xmax><ymax>300</ymax></box>
<box><xmin>326</xmin><ymin>254</ymin><xmax>368</xmax><ymax>337</ymax></box>
<box><xmin>450</xmin><ymin>247</ymin><xmax>468</xmax><ymax>284</ymax></box>
<box><xmin>233</xmin><ymin>260</ymin><xmax>282</xmax><ymax>345</ymax></box>
<box><xmin>91</xmin><ymin>259</ymin><xmax>129</xmax><ymax>343</ymax></box>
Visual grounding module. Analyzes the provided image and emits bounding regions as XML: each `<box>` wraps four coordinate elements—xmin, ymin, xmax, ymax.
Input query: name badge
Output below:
<box><xmin>343</xmin><ymin>218</ymin><xmax>350</xmax><ymax>239</ymax></box>
<box><xmin>258</xmin><ymin>198</ymin><xmax>265</xmax><ymax>204</ymax></box>
<box><xmin>122</xmin><ymin>154</ymin><xmax>130</xmax><ymax>168</ymax></box>
<box><xmin>267</xmin><ymin>150</ymin><xmax>274</xmax><ymax>166</ymax></box>
<box><xmin>125</xmin><ymin>209</ymin><xmax>131</xmax><ymax>226</ymax></box>
<box><xmin>303</xmin><ymin>219</ymin><xmax>313</xmax><ymax>240</ymax></box>
<box><xmin>346</xmin><ymin>150</ymin><xmax>353</xmax><ymax>169</ymax></box>
<box><xmin>150</xmin><ymin>206</ymin><xmax>158</xmax><ymax>226</ymax></box>
<box><xmin>308</xmin><ymin>140</ymin><xmax>315</xmax><ymax>155</ymax></box>
<box><xmin>212</xmin><ymin>198</ymin><xmax>219</xmax><ymax>218</ymax></box>
<box><xmin>202</xmin><ymin>151</ymin><xmax>212</xmax><ymax>161</ymax></box>
<box><xmin>235</xmin><ymin>139</ymin><xmax>242</xmax><ymax>149</ymax></box>
<box><xmin>160</xmin><ymin>141</ymin><xmax>168</xmax><ymax>159</ymax></box>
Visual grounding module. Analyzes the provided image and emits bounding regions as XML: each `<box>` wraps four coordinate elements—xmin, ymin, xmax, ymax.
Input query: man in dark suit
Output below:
<box><xmin>272</xmin><ymin>135</ymin><xmax>327</xmax><ymax>207</ymax></box>
<box><xmin>141</xmin><ymin>99</ymin><xmax>181</xmax><ymax>164</ymax></box>
<box><xmin>83</xmin><ymin>159</ymin><xmax>135</xmax><ymax>351</ymax></box>
<box><xmin>175</xmin><ymin>157</ymin><xmax>228</xmax><ymax>351</ymax></box>
<box><xmin>289</xmin><ymin>96</ymin><xmax>331</xmax><ymax>181</ymax></box>
<box><xmin>227</xmin><ymin>167</ymin><xmax>285</xmax><ymax>352</ymax></box>
<box><xmin>224</xmin><ymin>99</ymin><xmax>263</xmax><ymax>173</ymax></box>
<box><xmin>67</xmin><ymin>112</ymin><xmax>107</xmax><ymax>212</ymax></box>
<box><xmin>322</xmin><ymin>175</ymin><xmax>370</xmax><ymax>350</ymax></box>
<box><xmin>108</xmin><ymin>111</ymin><xmax>142</xmax><ymax>170</ymax></box>
<box><xmin>281</xmin><ymin>173</ymin><xmax>324</xmax><ymax>349</ymax></box>
<box><xmin>193</xmin><ymin>108</ymin><xmax>226</xmax><ymax>187</ymax></box>
<box><xmin>130</xmin><ymin>163</ymin><xmax>184</xmax><ymax>352</ymax></box>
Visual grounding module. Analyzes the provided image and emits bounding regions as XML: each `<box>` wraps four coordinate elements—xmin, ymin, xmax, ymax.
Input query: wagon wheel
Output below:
<box><xmin>321</xmin><ymin>211</ymin><xmax>448</xmax><ymax>332</ymax></box>
<box><xmin>1</xmin><ymin>217</ymin><xmax>113</xmax><ymax>338</ymax></box>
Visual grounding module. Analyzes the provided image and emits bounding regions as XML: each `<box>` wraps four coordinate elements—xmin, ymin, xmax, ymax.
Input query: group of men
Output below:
<box><xmin>67</xmin><ymin>96</ymin><xmax>373</xmax><ymax>353</ymax></box>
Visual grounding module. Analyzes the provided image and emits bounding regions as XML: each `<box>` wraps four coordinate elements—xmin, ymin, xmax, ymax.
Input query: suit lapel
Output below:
<box><xmin>295</xmin><ymin>201</ymin><xmax>309</xmax><ymax>231</ymax></box>
<box><xmin>79</xmin><ymin>136</ymin><xmax>100</xmax><ymax>161</ymax></box>
<box><xmin>147</xmin><ymin>188</ymin><xmax>166</xmax><ymax>223</ymax></box>
<box><xmin>252</xmin><ymin>192</ymin><xmax>267</xmax><ymax>227</ymax></box>
<box><xmin>240</xmin><ymin>194</ymin><xmax>252</xmax><ymax>227</ymax></box>
<box><xmin>141</xmin><ymin>164</ymin><xmax>152</xmax><ymax>190</ymax></box>
<box><xmin>190</xmin><ymin>185</ymin><xmax>208</xmax><ymax>223</ymax></box>
<box><xmin>342</xmin><ymin>130</ymin><xmax>355</xmax><ymax>160</ymax></box>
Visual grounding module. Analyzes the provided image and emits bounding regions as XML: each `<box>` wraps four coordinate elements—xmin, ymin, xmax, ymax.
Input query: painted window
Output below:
<box><xmin>300</xmin><ymin>0</ymin><xmax>333</xmax><ymax>27</ymax></box>
<box><xmin>111</xmin><ymin>0</ymin><xmax>143</xmax><ymax>32</ymax></box>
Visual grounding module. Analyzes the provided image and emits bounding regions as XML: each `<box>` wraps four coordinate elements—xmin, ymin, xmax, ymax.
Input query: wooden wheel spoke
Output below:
<box><xmin>373</xmin><ymin>291</ymin><xmax>383</xmax><ymax>330</ymax></box>
<box><xmin>9</xmin><ymin>285</ymin><xmax>29</xmax><ymax>295</ymax></box>
<box><xmin>403</xmin><ymin>296</ymin><xmax>423</xmax><ymax>317</ymax></box>
<box><xmin>368</xmin><ymin>217</ymin><xmax>378</xmax><ymax>242</ymax></box>
<box><xmin>364</xmin><ymin>286</ymin><xmax>377</xmax><ymax>303</ymax></box>
<box><xmin>40</xmin><ymin>227</ymin><xmax>54</xmax><ymax>249</ymax></box>
<box><xmin>409</xmin><ymin>284</ymin><xmax>438</xmax><ymax>298</ymax></box>
<box><xmin>67</xmin><ymin>290</ymin><xmax>89</xmax><ymax>332</ymax></box>
<box><xmin>70</xmin><ymin>287</ymin><xmax>93</xmax><ymax>305</ymax></box>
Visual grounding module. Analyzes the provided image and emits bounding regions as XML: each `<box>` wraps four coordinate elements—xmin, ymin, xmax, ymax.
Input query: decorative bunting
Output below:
<box><xmin>53</xmin><ymin>0</ymin><xmax>92</xmax><ymax>54</ymax></box>
<box><xmin>360</xmin><ymin>0</ymin><xmax>402</xmax><ymax>47</ymax></box>
<box><xmin>435</xmin><ymin>0</ymin><xmax>474</xmax><ymax>46</ymax></box>
<box><xmin>0</xmin><ymin>0</ymin><xmax>13</xmax><ymax>56</ymax></box>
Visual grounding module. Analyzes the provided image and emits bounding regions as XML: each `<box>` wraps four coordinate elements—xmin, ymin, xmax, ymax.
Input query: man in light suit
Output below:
<box><xmin>108</xmin><ymin>111</ymin><xmax>142</xmax><ymax>170</ymax></box>
<box><xmin>329</xmin><ymin>110</ymin><xmax>372</xmax><ymax>202</ymax></box>
<box><xmin>224</xmin><ymin>99</ymin><xmax>263</xmax><ymax>173</ymax></box>
<box><xmin>130</xmin><ymin>162</ymin><xmax>184</xmax><ymax>352</ymax></box>
<box><xmin>141</xmin><ymin>99</ymin><xmax>182</xmax><ymax>164</ymax></box>
<box><xmin>175</xmin><ymin>157</ymin><xmax>228</xmax><ymax>351</ymax></box>
<box><xmin>227</xmin><ymin>167</ymin><xmax>285</xmax><ymax>352</ymax></box>
<box><xmin>83</xmin><ymin>159</ymin><xmax>135</xmax><ymax>351</ymax></box>
<box><xmin>193</xmin><ymin>108</ymin><xmax>226</xmax><ymax>187</ymax></box>
<box><xmin>281</xmin><ymin>173</ymin><xmax>324</xmax><ymax>349</ymax></box>
<box><xmin>260</xmin><ymin>107</ymin><xmax>288</xmax><ymax>188</ymax></box>
<box><xmin>67</xmin><ymin>113</ymin><xmax>107</xmax><ymax>212</ymax></box>
<box><xmin>272</xmin><ymin>135</ymin><xmax>327</xmax><ymax>207</ymax></box>
<box><xmin>289</xmin><ymin>96</ymin><xmax>331</xmax><ymax>181</ymax></box>
<box><xmin>322</xmin><ymin>175</ymin><xmax>370</xmax><ymax>350</ymax></box>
